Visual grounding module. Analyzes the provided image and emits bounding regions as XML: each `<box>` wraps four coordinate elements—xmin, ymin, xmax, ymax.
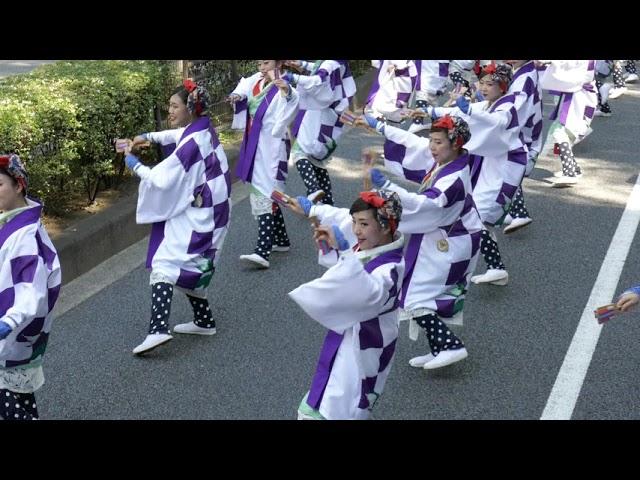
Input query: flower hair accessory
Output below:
<box><xmin>0</xmin><ymin>154</ymin><xmax>28</xmax><ymax>192</ymax></box>
<box><xmin>183</xmin><ymin>78</ymin><xmax>210</xmax><ymax>116</ymax></box>
<box><xmin>480</xmin><ymin>63</ymin><xmax>512</xmax><ymax>92</ymax></box>
<box><xmin>359</xmin><ymin>190</ymin><xmax>402</xmax><ymax>234</ymax></box>
<box><xmin>432</xmin><ymin>115</ymin><xmax>471</xmax><ymax>147</ymax></box>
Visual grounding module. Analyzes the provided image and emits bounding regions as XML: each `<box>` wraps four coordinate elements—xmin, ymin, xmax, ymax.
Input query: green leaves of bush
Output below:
<box><xmin>0</xmin><ymin>60</ymin><xmax>177</xmax><ymax>214</ymax></box>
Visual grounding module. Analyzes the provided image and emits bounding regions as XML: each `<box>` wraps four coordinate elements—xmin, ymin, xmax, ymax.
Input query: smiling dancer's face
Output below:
<box><xmin>429</xmin><ymin>131</ymin><xmax>459</xmax><ymax>165</ymax></box>
<box><xmin>257</xmin><ymin>60</ymin><xmax>277</xmax><ymax>76</ymax></box>
<box><xmin>478</xmin><ymin>75</ymin><xmax>504</xmax><ymax>103</ymax></box>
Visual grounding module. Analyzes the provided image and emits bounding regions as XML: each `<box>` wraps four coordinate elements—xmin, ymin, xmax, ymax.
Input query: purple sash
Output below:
<box><xmin>235</xmin><ymin>85</ymin><xmax>279</xmax><ymax>183</ymax></box>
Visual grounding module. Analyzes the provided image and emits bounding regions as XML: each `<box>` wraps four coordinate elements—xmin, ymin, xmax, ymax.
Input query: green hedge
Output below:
<box><xmin>0</xmin><ymin>60</ymin><xmax>178</xmax><ymax>214</ymax></box>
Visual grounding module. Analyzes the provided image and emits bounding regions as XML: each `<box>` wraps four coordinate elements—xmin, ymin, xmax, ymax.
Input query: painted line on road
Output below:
<box><xmin>53</xmin><ymin>180</ymin><xmax>250</xmax><ymax>319</ymax></box>
<box><xmin>541</xmin><ymin>172</ymin><xmax>640</xmax><ymax>420</ymax></box>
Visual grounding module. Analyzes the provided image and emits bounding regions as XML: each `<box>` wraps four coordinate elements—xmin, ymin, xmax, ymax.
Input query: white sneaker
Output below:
<box><xmin>609</xmin><ymin>86</ymin><xmax>628</xmax><ymax>99</ymax></box>
<box><xmin>554</xmin><ymin>171</ymin><xmax>583</xmax><ymax>178</ymax></box>
<box><xmin>470</xmin><ymin>269</ymin><xmax>509</xmax><ymax>286</ymax></box>
<box><xmin>272</xmin><ymin>245</ymin><xmax>290</xmax><ymax>252</ymax></box>
<box><xmin>132</xmin><ymin>333</ymin><xmax>173</xmax><ymax>355</ymax></box>
<box><xmin>408</xmin><ymin>123</ymin><xmax>429</xmax><ymax>134</ymax></box>
<box><xmin>423</xmin><ymin>348</ymin><xmax>468</xmax><ymax>370</ymax></box>
<box><xmin>173</xmin><ymin>322</ymin><xmax>217</xmax><ymax>336</ymax></box>
<box><xmin>594</xmin><ymin>109</ymin><xmax>612</xmax><ymax>117</ymax></box>
<box><xmin>239</xmin><ymin>253</ymin><xmax>270</xmax><ymax>268</ymax></box>
<box><xmin>503</xmin><ymin>217</ymin><xmax>532</xmax><ymax>234</ymax></box>
<box><xmin>551</xmin><ymin>175</ymin><xmax>579</xmax><ymax>187</ymax></box>
<box><xmin>625</xmin><ymin>73</ymin><xmax>639</xmax><ymax>83</ymax></box>
<box><xmin>503</xmin><ymin>213</ymin><xmax>513</xmax><ymax>226</ymax></box>
<box><xmin>409</xmin><ymin>353</ymin><xmax>435</xmax><ymax>368</ymax></box>
<box><xmin>307</xmin><ymin>190</ymin><xmax>325</xmax><ymax>203</ymax></box>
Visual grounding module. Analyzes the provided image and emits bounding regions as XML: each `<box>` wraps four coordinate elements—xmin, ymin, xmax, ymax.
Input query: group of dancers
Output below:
<box><xmin>0</xmin><ymin>59</ymin><xmax>637</xmax><ymax>420</ymax></box>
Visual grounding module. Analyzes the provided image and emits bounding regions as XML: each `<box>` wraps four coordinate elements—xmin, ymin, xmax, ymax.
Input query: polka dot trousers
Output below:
<box><xmin>558</xmin><ymin>141</ymin><xmax>580</xmax><ymax>177</ymax></box>
<box><xmin>626</xmin><ymin>60</ymin><xmax>637</xmax><ymax>75</ymax></box>
<box><xmin>414</xmin><ymin>313</ymin><xmax>465</xmax><ymax>355</ymax></box>
<box><xmin>596</xmin><ymin>78</ymin><xmax>612</xmax><ymax>113</ymax></box>
<box><xmin>413</xmin><ymin>99</ymin><xmax>429</xmax><ymax>125</ymax></box>
<box><xmin>187</xmin><ymin>295</ymin><xmax>215</xmax><ymax>329</ymax></box>
<box><xmin>480</xmin><ymin>228</ymin><xmax>506</xmax><ymax>270</ymax></box>
<box><xmin>449</xmin><ymin>71</ymin><xmax>472</xmax><ymax>98</ymax></box>
<box><xmin>1</xmin><ymin>389</ymin><xmax>38</xmax><ymax>420</ymax></box>
<box><xmin>613</xmin><ymin>61</ymin><xmax>625</xmax><ymax>88</ymax></box>
<box><xmin>254</xmin><ymin>205</ymin><xmax>290</xmax><ymax>261</ymax></box>
<box><xmin>272</xmin><ymin>204</ymin><xmax>291</xmax><ymax>248</ymax></box>
<box><xmin>148</xmin><ymin>282</ymin><xmax>215</xmax><ymax>333</ymax></box>
<box><xmin>508</xmin><ymin>186</ymin><xmax>530</xmax><ymax>219</ymax></box>
<box><xmin>295</xmin><ymin>159</ymin><xmax>334</xmax><ymax>205</ymax></box>
<box><xmin>149</xmin><ymin>282</ymin><xmax>174</xmax><ymax>334</ymax></box>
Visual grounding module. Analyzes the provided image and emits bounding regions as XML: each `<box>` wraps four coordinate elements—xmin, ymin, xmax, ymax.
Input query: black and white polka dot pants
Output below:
<box><xmin>1</xmin><ymin>389</ymin><xmax>38</xmax><ymax>420</ymax></box>
<box><xmin>148</xmin><ymin>282</ymin><xmax>215</xmax><ymax>333</ymax></box>
<box><xmin>508</xmin><ymin>186</ymin><xmax>530</xmax><ymax>219</ymax></box>
<box><xmin>480</xmin><ymin>228</ymin><xmax>506</xmax><ymax>270</ymax></box>
<box><xmin>613</xmin><ymin>61</ymin><xmax>625</xmax><ymax>88</ymax></box>
<box><xmin>272</xmin><ymin>203</ymin><xmax>291</xmax><ymax>247</ymax></box>
<box><xmin>449</xmin><ymin>72</ymin><xmax>472</xmax><ymax>98</ymax></box>
<box><xmin>414</xmin><ymin>313</ymin><xmax>465</xmax><ymax>355</ymax></box>
<box><xmin>625</xmin><ymin>60</ymin><xmax>637</xmax><ymax>75</ymax></box>
<box><xmin>295</xmin><ymin>158</ymin><xmax>334</xmax><ymax>205</ymax></box>
<box><xmin>413</xmin><ymin>99</ymin><xmax>429</xmax><ymax>125</ymax></box>
<box><xmin>558</xmin><ymin>141</ymin><xmax>580</xmax><ymax>177</ymax></box>
<box><xmin>149</xmin><ymin>282</ymin><xmax>174</xmax><ymax>334</ymax></box>
<box><xmin>254</xmin><ymin>213</ymin><xmax>274</xmax><ymax>261</ymax></box>
<box><xmin>187</xmin><ymin>295</ymin><xmax>215</xmax><ymax>329</ymax></box>
<box><xmin>596</xmin><ymin>78</ymin><xmax>612</xmax><ymax>113</ymax></box>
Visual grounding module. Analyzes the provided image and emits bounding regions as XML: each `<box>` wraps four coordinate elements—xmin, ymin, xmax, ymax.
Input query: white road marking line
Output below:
<box><xmin>541</xmin><ymin>172</ymin><xmax>640</xmax><ymax>420</ymax></box>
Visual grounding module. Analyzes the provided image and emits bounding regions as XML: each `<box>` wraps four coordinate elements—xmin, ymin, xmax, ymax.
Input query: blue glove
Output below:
<box><xmin>125</xmin><ymin>154</ymin><xmax>141</xmax><ymax>171</ymax></box>
<box><xmin>331</xmin><ymin>225</ymin><xmax>350</xmax><ymax>251</ymax></box>
<box><xmin>370</xmin><ymin>168</ymin><xmax>389</xmax><ymax>188</ymax></box>
<box><xmin>475</xmin><ymin>90</ymin><xmax>485</xmax><ymax>102</ymax></box>
<box><xmin>455</xmin><ymin>95</ymin><xmax>471</xmax><ymax>114</ymax></box>
<box><xmin>0</xmin><ymin>321</ymin><xmax>12</xmax><ymax>340</ymax></box>
<box><xmin>296</xmin><ymin>196</ymin><xmax>313</xmax><ymax>216</ymax></box>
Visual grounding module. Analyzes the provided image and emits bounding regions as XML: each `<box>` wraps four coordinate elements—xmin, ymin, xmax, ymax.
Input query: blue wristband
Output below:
<box><xmin>125</xmin><ymin>154</ymin><xmax>141</xmax><ymax>171</ymax></box>
<box><xmin>296</xmin><ymin>196</ymin><xmax>313</xmax><ymax>216</ymax></box>
<box><xmin>0</xmin><ymin>321</ymin><xmax>12</xmax><ymax>340</ymax></box>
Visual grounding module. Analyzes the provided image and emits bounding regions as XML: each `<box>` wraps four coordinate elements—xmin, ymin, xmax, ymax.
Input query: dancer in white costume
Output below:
<box><xmin>126</xmin><ymin>80</ymin><xmax>231</xmax><ymax>355</ymax></box>
<box><xmin>229</xmin><ymin>60</ymin><xmax>299</xmax><ymax>269</ymax></box>
<box><xmin>360</xmin><ymin>113</ymin><xmax>482</xmax><ymax>369</ymax></box>
<box><xmin>288</xmin><ymin>190</ymin><xmax>404</xmax><ymax>419</ymax></box>
<box><xmin>0</xmin><ymin>154</ymin><xmax>61</xmax><ymax>419</ymax></box>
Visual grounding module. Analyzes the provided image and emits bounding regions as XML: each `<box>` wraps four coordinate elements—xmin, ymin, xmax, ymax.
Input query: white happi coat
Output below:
<box><xmin>289</xmin><ymin>205</ymin><xmax>405</xmax><ymax>420</ymax></box>
<box><xmin>414</xmin><ymin>60</ymin><xmax>450</xmax><ymax>97</ymax></box>
<box><xmin>135</xmin><ymin>116</ymin><xmax>231</xmax><ymax>293</ymax></box>
<box><xmin>434</xmin><ymin>96</ymin><xmax>528</xmax><ymax>226</ymax></box>
<box><xmin>381</xmin><ymin>125</ymin><xmax>482</xmax><ymax>324</ymax></box>
<box><xmin>231</xmin><ymin>72</ymin><xmax>299</xmax><ymax>205</ymax></box>
<box><xmin>540</xmin><ymin>60</ymin><xmax>597</xmax><ymax>145</ymax></box>
<box><xmin>0</xmin><ymin>198</ymin><xmax>61</xmax><ymax>375</ymax></box>
<box><xmin>509</xmin><ymin>61</ymin><xmax>544</xmax><ymax>172</ymax></box>
<box><xmin>291</xmin><ymin>60</ymin><xmax>356</xmax><ymax>166</ymax></box>
<box><xmin>368</xmin><ymin>60</ymin><xmax>417</xmax><ymax>123</ymax></box>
